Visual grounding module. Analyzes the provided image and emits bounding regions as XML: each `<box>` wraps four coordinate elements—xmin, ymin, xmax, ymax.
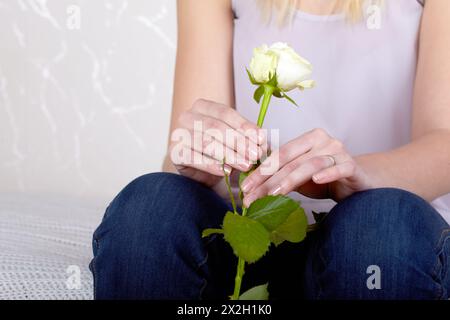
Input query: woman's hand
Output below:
<box><xmin>241</xmin><ymin>128</ymin><xmax>374</xmax><ymax>207</ymax></box>
<box><xmin>169</xmin><ymin>99</ymin><xmax>266</xmax><ymax>187</ymax></box>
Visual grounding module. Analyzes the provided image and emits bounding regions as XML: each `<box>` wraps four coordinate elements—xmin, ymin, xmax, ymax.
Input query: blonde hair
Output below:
<box><xmin>257</xmin><ymin>0</ymin><xmax>379</xmax><ymax>26</ymax></box>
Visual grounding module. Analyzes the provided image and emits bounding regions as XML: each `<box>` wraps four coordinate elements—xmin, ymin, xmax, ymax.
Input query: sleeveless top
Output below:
<box><xmin>232</xmin><ymin>0</ymin><xmax>450</xmax><ymax>224</ymax></box>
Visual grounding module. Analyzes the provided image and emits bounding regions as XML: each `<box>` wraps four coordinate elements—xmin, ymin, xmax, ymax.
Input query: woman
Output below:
<box><xmin>90</xmin><ymin>0</ymin><xmax>450</xmax><ymax>299</ymax></box>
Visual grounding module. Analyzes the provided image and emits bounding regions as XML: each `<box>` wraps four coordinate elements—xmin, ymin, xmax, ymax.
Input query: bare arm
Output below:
<box><xmin>163</xmin><ymin>0</ymin><xmax>235</xmax><ymax>172</ymax></box>
<box><xmin>356</xmin><ymin>0</ymin><xmax>450</xmax><ymax>201</ymax></box>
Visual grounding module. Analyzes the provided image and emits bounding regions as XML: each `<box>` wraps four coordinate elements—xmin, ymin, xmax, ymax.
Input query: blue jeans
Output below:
<box><xmin>90</xmin><ymin>172</ymin><xmax>450</xmax><ymax>300</ymax></box>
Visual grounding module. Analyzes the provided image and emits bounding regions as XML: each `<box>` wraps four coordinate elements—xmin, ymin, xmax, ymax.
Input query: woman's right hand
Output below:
<box><xmin>169</xmin><ymin>99</ymin><xmax>266</xmax><ymax>187</ymax></box>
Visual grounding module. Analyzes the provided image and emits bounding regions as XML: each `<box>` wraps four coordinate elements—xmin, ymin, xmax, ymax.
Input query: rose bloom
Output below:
<box><xmin>249</xmin><ymin>42</ymin><xmax>315</xmax><ymax>92</ymax></box>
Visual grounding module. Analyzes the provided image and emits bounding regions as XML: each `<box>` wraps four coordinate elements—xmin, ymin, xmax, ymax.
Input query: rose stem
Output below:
<box><xmin>256</xmin><ymin>85</ymin><xmax>274</xmax><ymax>127</ymax></box>
<box><xmin>241</xmin><ymin>85</ymin><xmax>273</xmax><ymax>217</ymax></box>
<box><xmin>223</xmin><ymin>162</ymin><xmax>238</xmax><ymax>215</ymax></box>
<box><xmin>231</xmin><ymin>258</ymin><xmax>246</xmax><ymax>300</ymax></box>
<box><xmin>231</xmin><ymin>85</ymin><xmax>274</xmax><ymax>300</ymax></box>
<box><xmin>222</xmin><ymin>161</ymin><xmax>244</xmax><ymax>300</ymax></box>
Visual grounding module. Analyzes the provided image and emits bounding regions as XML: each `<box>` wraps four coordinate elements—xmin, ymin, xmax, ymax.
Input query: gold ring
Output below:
<box><xmin>327</xmin><ymin>155</ymin><xmax>336</xmax><ymax>167</ymax></box>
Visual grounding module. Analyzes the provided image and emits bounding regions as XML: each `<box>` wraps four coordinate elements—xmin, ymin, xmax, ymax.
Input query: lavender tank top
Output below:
<box><xmin>232</xmin><ymin>0</ymin><xmax>450</xmax><ymax>224</ymax></box>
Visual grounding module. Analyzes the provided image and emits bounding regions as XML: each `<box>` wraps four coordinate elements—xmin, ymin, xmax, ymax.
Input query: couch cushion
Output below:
<box><xmin>0</xmin><ymin>193</ymin><xmax>106</xmax><ymax>300</ymax></box>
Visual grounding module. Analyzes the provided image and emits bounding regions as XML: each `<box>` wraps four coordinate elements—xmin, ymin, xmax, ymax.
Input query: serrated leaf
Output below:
<box><xmin>223</xmin><ymin>212</ymin><xmax>270</xmax><ymax>264</ymax></box>
<box><xmin>239</xmin><ymin>283</ymin><xmax>269</xmax><ymax>300</ymax></box>
<box><xmin>246</xmin><ymin>68</ymin><xmax>258</xmax><ymax>85</ymax></box>
<box><xmin>202</xmin><ymin>228</ymin><xmax>224</xmax><ymax>238</ymax></box>
<box><xmin>282</xmin><ymin>92</ymin><xmax>298</xmax><ymax>107</ymax></box>
<box><xmin>253</xmin><ymin>85</ymin><xmax>265</xmax><ymax>104</ymax></box>
<box><xmin>247</xmin><ymin>195</ymin><xmax>300</xmax><ymax>231</ymax></box>
<box><xmin>270</xmin><ymin>207</ymin><xmax>307</xmax><ymax>246</ymax></box>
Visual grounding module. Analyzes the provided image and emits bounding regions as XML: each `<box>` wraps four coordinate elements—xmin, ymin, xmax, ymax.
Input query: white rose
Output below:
<box><xmin>249</xmin><ymin>42</ymin><xmax>315</xmax><ymax>92</ymax></box>
<box><xmin>249</xmin><ymin>44</ymin><xmax>279</xmax><ymax>84</ymax></box>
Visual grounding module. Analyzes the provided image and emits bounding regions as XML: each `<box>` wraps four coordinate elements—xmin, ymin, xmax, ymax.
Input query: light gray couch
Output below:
<box><xmin>0</xmin><ymin>0</ymin><xmax>175</xmax><ymax>300</ymax></box>
<box><xmin>0</xmin><ymin>193</ymin><xmax>106</xmax><ymax>300</ymax></box>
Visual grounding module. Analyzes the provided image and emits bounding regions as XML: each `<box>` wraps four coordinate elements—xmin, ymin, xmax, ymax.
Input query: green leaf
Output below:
<box><xmin>202</xmin><ymin>228</ymin><xmax>224</xmax><ymax>238</ymax></box>
<box><xmin>246</xmin><ymin>68</ymin><xmax>258</xmax><ymax>85</ymax></box>
<box><xmin>253</xmin><ymin>85</ymin><xmax>265</xmax><ymax>104</ymax></box>
<box><xmin>239</xmin><ymin>283</ymin><xmax>269</xmax><ymax>300</ymax></box>
<box><xmin>282</xmin><ymin>92</ymin><xmax>298</xmax><ymax>107</ymax></box>
<box><xmin>247</xmin><ymin>195</ymin><xmax>300</xmax><ymax>231</ymax></box>
<box><xmin>270</xmin><ymin>207</ymin><xmax>307</xmax><ymax>246</ymax></box>
<box><xmin>223</xmin><ymin>212</ymin><xmax>270</xmax><ymax>264</ymax></box>
<box><xmin>272</xmin><ymin>89</ymin><xmax>282</xmax><ymax>98</ymax></box>
<box><xmin>266</xmin><ymin>72</ymin><xmax>278</xmax><ymax>88</ymax></box>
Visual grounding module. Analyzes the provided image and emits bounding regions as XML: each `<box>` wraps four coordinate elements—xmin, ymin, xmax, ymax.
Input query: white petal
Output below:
<box><xmin>275</xmin><ymin>50</ymin><xmax>313</xmax><ymax>91</ymax></box>
<box><xmin>269</xmin><ymin>42</ymin><xmax>289</xmax><ymax>50</ymax></box>
<box><xmin>298</xmin><ymin>80</ymin><xmax>315</xmax><ymax>89</ymax></box>
<box><xmin>249</xmin><ymin>48</ymin><xmax>278</xmax><ymax>83</ymax></box>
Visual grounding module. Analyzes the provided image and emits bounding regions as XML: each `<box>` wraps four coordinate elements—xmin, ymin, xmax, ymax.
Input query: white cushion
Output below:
<box><xmin>0</xmin><ymin>193</ymin><xmax>106</xmax><ymax>300</ymax></box>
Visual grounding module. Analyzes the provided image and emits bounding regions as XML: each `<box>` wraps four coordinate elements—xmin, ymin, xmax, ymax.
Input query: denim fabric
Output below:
<box><xmin>90</xmin><ymin>172</ymin><xmax>450</xmax><ymax>300</ymax></box>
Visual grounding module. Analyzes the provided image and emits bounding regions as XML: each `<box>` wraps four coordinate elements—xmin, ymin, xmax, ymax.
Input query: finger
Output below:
<box><xmin>176</xmin><ymin>166</ymin><xmax>222</xmax><ymax>187</ymax></box>
<box><xmin>272</xmin><ymin>128</ymin><xmax>331</xmax><ymax>166</ymax></box>
<box><xmin>241</xmin><ymin>132</ymin><xmax>345</xmax><ymax>193</ymax></box>
<box><xmin>268</xmin><ymin>154</ymin><xmax>349</xmax><ymax>194</ymax></box>
<box><xmin>312</xmin><ymin>159</ymin><xmax>356</xmax><ymax>184</ymax></box>
<box><xmin>170</xmin><ymin>145</ymin><xmax>232</xmax><ymax>177</ymax></box>
<box><xmin>241</xmin><ymin>128</ymin><xmax>331</xmax><ymax>192</ymax></box>
<box><xmin>184</xmin><ymin>130</ymin><xmax>252</xmax><ymax>172</ymax></box>
<box><xmin>243</xmin><ymin>155</ymin><xmax>335</xmax><ymax>207</ymax></box>
<box><xmin>179</xmin><ymin>111</ymin><xmax>264</xmax><ymax>162</ymax></box>
<box><xmin>191</xmin><ymin>99</ymin><xmax>266</xmax><ymax>145</ymax></box>
<box><xmin>241</xmin><ymin>140</ymin><xmax>323</xmax><ymax>194</ymax></box>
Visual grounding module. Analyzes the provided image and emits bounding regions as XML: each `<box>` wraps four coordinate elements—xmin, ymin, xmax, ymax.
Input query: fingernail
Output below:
<box><xmin>249</xmin><ymin>148</ymin><xmax>258</xmax><ymax>159</ymax></box>
<box><xmin>244</xmin><ymin>195</ymin><xmax>255</xmax><ymax>207</ymax></box>
<box><xmin>257</xmin><ymin>131</ymin><xmax>265</xmax><ymax>144</ymax></box>
<box><xmin>223</xmin><ymin>165</ymin><xmax>232</xmax><ymax>176</ymax></box>
<box><xmin>270</xmin><ymin>185</ymin><xmax>282</xmax><ymax>196</ymax></box>
<box><xmin>240</xmin><ymin>163</ymin><xmax>251</xmax><ymax>171</ymax></box>
<box><xmin>241</xmin><ymin>181</ymin><xmax>252</xmax><ymax>193</ymax></box>
<box><xmin>312</xmin><ymin>174</ymin><xmax>322</xmax><ymax>183</ymax></box>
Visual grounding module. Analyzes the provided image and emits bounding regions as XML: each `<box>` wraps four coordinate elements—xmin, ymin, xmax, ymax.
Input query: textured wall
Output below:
<box><xmin>0</xmin><ymin>0</ymin><xmax>176</xmax><ymax>200</ymax></box>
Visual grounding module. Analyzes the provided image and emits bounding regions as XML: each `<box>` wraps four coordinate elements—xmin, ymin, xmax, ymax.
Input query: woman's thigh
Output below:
<box><xmin>91</xmin><ymin>178</ymin><xmax>450</xmax><ymax>300</ymax></box>
<box><xmin>90</xmin><ymin>172</ymin><xmax>237</xmax><ymax>299</ymax></box>
<box><xmin>303</xmin><ymin>188</ymin><xmax>450</xmax><ymax>300</ymax></box>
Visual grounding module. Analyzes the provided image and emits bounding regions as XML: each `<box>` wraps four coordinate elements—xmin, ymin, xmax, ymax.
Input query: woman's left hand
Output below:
<box><xmin>241</xmin><ymin>128</ymin><xmax>374</xmax><ymax>207</ymax></box>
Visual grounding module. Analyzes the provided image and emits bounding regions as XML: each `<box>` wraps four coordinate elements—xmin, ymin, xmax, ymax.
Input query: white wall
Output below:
<box><xmin>0</xmin><ymin>0</ymin><xmax>176</xmax><ymax>200</ymax></box>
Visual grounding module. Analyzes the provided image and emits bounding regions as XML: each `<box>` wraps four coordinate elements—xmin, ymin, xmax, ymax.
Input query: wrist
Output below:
<box><xmin>354</xmin><ymin>154</ymin><xmax>385</xmax><ymax>190</ymax></box>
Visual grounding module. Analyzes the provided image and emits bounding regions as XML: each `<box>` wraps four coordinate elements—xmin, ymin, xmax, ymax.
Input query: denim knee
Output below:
<box><xmin>308</xmin><ymin>188</ymin><xmax>450</xmax><ymax>299</ymax></box>
<box><xmin>325</xmin><ymin>188</ymin><xmax>446</xmax><ymax>251</ymax></box>
<box><xmin>93</xmin><ymin>172</ymin><xmax>225</xmax><ymax>242</ymax></box>
<box><xmin>91</xmin><ymin>172</ymin><xmax>231</xmax><ymax>299</ymax></box>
